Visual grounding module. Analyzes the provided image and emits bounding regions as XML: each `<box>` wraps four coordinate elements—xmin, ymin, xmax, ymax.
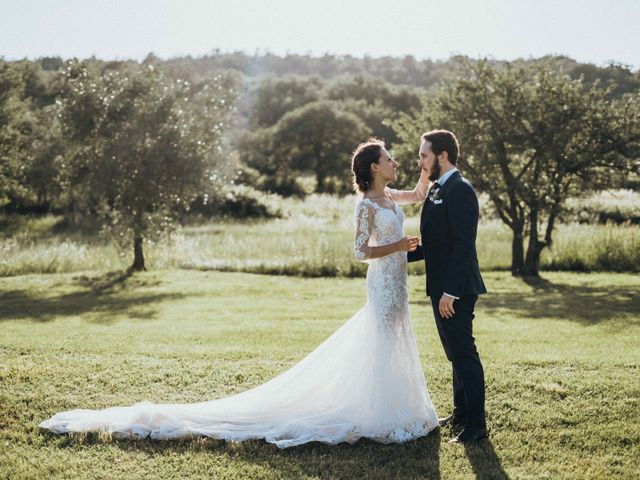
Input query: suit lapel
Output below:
<box><xmin>420</xmin><ymin>199</ymin><xmax>435</xmax><ymax>232</ymax></box>
<box><xmin>421</xmin><ymin>171</ymin><xmax>461</xmax><ymax>232</ymax></box>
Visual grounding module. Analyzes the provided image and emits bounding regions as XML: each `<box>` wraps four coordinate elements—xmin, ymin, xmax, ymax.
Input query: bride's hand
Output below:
<box><xmin>396</xmin><ymin>236</ymin><xmax>420</xmax><ymax>252</ymax></box>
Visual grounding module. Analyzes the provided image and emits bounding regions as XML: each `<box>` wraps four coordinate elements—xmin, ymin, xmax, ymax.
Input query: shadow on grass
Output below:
<box><xmin>413</xmin><ymin>275</ymin><xmax>639</xmax><ymax>325</ymax></box>
<box><xmin>464</xmin><ymin>439</ymin><xmax>509</xmax><ymax>480</ymax></box>
<box><xmin>48</xmin><ymin>430</ymin><xmax>443</xmax><ymax>480</ymax></box>
<box><xmin>73</xmin><ymin>269</ymin><xmax>162</xmax><ymax>293</ymax></box>
<box><xmin>0</xmin><ymin>270</ymin><xmax>185</xmax><ymax>324</ymax></box>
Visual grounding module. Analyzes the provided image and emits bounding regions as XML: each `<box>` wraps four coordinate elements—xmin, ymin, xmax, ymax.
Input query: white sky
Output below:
<box><xmin>2</xmin><ymin>0</ymin><xmax>639</xmax><ymax>69</ymax></box>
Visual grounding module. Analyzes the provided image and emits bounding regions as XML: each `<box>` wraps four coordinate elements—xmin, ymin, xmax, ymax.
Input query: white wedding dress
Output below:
<box><xmin>40</xmin><ymin>183</ymin><xmax>438</xmax><ymax>448</ymax></box>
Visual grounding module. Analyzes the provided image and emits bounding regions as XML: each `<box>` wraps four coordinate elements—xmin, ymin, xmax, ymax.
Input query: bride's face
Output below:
<box><xmin>372</xmin><ymin>148</ymin><xmax>398</xmax><ymax>183</ymax></box>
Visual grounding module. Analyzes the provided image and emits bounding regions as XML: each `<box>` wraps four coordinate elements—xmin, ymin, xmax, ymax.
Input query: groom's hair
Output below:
<box><xmin>422</xmin><ymin>130</ymin><xmax>460</xmax><ymax>164</ymax></box>
<box><xmin>351</xmin><ymin>138</ymin><xmax>385</xmax><ymax>193</ymax></box>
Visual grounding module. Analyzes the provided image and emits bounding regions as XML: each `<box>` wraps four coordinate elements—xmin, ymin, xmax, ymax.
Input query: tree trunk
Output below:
<box><xmin>130</xmin><ymin>236</ymin><xmax>146</xmax><ymax>271</ymax></box>
<box><xmin>523</xmin><ymin>210</ymin><xmax>543</xmax><ymax>277</ymax></box>
<box><xmin>524</xmin><ymin>242</ymin><xmax>543</xmax><ymax>276</ymax></box>
<box><xmin>315</xmin><ymin>172</ymin><xmax>325</xmax><ymax>193</ymax></box>
<box><xmin>511</xmin><ymin>229</ymin><xmax>525</xmax><ymax>276</ymax></box>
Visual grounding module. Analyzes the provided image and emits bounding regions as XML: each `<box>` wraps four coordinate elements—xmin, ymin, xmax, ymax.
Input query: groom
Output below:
<box><xmin>408</xmin><ymin>130</ymin><xmax>488</xmax><ymax>443</ymax></box>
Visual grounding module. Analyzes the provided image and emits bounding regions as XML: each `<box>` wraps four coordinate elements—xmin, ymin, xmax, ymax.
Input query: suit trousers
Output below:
<box><xmin>431</xmin><ymin>294</ymin><xmax>486</xmax><ymax>429</ymax></box>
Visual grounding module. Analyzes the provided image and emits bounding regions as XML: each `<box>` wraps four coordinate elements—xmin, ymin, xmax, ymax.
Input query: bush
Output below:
<box><xmin>256</xmin><ymin>175</ymin><xmax>307</xmax><ymax>198</ymax></box>
<box><xmin>543</xmin><ymin>223</ymin><xmax>640</xmax><ymax>272</ymax></box>
<box><xmin>561</xmin><ymin>190</ymin><xmax>640</xmax><ymax>225</ymax></box>
<box><xmin>189</xmin><ymin>185</ymin><xmax>283</xmax><ymax>220</ymax></box>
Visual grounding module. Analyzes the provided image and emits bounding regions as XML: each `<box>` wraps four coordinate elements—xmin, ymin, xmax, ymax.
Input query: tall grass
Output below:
<box><xmin>562</xmin><ymin>189</ymin><xmax>640</xmax><ymax>224</ymax></box>
<box><xmin>1</xmin><ymin>192</ymin><xmax>638</xmax><ymax>277</ymax></box>
<box><xmin>544</xmin><ymin>223</ymin><xmax>640</xmax><ymax>272</ymax></box>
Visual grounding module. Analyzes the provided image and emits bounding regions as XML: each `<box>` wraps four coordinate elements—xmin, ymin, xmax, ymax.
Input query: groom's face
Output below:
<box><xmin>418</xmin><ymin>140</ymin><xmax>440</xmax><ymax>181</ymax></box>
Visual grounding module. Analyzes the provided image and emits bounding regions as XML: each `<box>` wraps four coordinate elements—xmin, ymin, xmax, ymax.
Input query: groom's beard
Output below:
<box><xmin>428</xmin><ymin>161</ymin><xmax>441</xmax><ymax>182</ymax></box>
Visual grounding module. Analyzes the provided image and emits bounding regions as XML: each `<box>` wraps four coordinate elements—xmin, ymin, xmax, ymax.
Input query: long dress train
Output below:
<box><xmin>39</xmin><ymin>185</ymin><xmax>438</xmax><ymax>448</ymax></box>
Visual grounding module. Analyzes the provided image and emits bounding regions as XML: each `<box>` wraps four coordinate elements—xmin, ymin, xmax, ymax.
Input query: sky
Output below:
<box><xmin>2</xmin><ymin>0</ymin><xmax>639</xmax><ymax>69</ymax></box>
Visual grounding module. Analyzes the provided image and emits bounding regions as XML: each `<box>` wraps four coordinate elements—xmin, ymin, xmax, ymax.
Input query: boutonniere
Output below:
<box><xmin>428</xmin><ymin>187</ymin><xmax>440</xmax><ymax>202</ymax></box>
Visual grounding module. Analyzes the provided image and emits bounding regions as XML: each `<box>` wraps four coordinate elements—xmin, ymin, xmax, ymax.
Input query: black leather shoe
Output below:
<box><xmin>449</xmin><ymin>426</ymin><xmax>488</xmax><ymax>443</ymax></box>
<box><xmin>438</xmin><ymin>413</ymin><xmax>465</xmax><ymax>430</ymax></box>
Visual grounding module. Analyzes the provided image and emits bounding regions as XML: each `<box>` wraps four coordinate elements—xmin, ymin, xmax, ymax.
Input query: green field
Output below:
<box><xmin>1</xmin><ymin>269</ymin><xmax>639</xmax><ymax>479</ymax></box>
<box><xmin>1</xmin><ymin>192</ymin><xmax>639</xmax><ymax>278</ymax></box>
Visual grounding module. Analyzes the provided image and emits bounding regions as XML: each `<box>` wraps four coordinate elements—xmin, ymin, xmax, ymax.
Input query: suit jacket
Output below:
<box><xmin>408</xmin><ymin>170</ymin><xmax>487</xmax><ymax>298</ymax></box>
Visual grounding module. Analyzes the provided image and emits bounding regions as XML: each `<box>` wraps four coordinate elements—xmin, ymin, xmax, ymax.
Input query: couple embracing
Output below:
<box><xmin>41</xmin><ymin>130</ymin><xmax>488</xmax><ymax>447</ymax></box>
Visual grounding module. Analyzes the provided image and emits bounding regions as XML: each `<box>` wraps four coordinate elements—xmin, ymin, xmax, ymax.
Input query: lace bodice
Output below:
<box><xmin>354</xmin><ymin>198</ymin><xmax>405</xmax><ymax>265</ymax></box>
<box><xmin>353</xmin><ymin>181</ymin><xmax>428</xmax><ymax>264</ymax></box>
<box><xmin>353</xmin><ymin>181</ymin><xmax>428</xmax><ymax>328</ymax></box>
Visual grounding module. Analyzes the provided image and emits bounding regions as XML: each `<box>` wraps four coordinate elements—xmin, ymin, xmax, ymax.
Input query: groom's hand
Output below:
<box><xmin>439</xmin><ymin>294</ymin><xmax>456</xmax><ymax>319</ymax></box>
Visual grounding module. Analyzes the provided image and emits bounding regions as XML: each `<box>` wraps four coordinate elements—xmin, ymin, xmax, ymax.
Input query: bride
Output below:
<box><xmin>40</xmin><ymin>138</ymin><xmax>438</xmax><ymax>448</ymax></box>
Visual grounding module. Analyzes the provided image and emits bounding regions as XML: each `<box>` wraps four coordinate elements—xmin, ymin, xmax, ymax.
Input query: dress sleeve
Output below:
<box><xmin>354</xmin><ymin>200</ymin><xmax>374</xmax><ymax>262</ymax></box>
<box><xmin>386</xmin><ymin>179</ymin><xmax>429</xmax><ymax>204</ymax></box>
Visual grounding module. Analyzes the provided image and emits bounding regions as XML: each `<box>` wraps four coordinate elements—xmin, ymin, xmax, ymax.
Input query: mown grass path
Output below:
<box><xmin>1</xmin><ymin>270</ymin><xmax>639</xmax><ymax>479</ymax></box>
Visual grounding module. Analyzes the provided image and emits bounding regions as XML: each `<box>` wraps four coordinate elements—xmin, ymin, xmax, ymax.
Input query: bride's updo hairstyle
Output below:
<box><xmin>351</xmin><ymin>138</ymin><xmax>385</xmax><ymax>193</ymax></box>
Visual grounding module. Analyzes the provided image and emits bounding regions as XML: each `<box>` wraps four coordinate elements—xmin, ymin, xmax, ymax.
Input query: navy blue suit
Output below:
<box><xmin>408</xmin><ymin>170</ymin><xmax>487</xmax><ymax>429</ymax></box>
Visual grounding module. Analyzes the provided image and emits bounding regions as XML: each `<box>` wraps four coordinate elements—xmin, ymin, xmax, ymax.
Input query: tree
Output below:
<box><xmin>246</xmin><ymin>75</ymin><xmax>323</xmax><ymax>128</ymax></box>
<box><xmin>325</xmin><ymin>75</ymin><xmax>421</xmax><ymax>146</ymax></box>
<box><xmin>242</xmin><ymin>101</ymin><xmax>368</xmax><ymax>194</ymax></box>
<box><xmin>22</xmin><ymin>106</ymin><xmax>66</xmax><ymax>211</ymax></box>
<box><xmin>58</xmin><ymin>60</ymin><xmax>236</xmax><ymax>270</ymax></box>
<box><xmin>0</xmin><ymin>60</ymin><xmax>59</xmax><ymax>210</ymax></box>
<box><xmin>394</xmin><ymin>60</ymin><xmax>640</xmax><ymax>276</ymax></box>
<box><xmin>568</xmin><ymin>61</ymin><xmax>640</xmax><ymax>99</ymax></box>
<box><xmin>0</xmin><ymin>61</ymin><xmax>30</xmax><ymax>208</ymax></box>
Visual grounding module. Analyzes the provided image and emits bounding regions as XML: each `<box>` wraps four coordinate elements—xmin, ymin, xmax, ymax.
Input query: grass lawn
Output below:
<box><xmin>1</xmin><ymin>270</ymin><xmax>639</xmax><ymax>479</ymax></box>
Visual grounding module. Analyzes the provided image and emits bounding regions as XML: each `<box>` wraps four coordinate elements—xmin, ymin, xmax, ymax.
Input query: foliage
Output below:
<box><xmin>240</xmin><ymin>101</ymin><xmax>368</xmax><ymax>194</ymax></box>
<box><xmin>394</xmin><ymin>60</ymin><xmax>640</xmax><ymax>276</ymax></box>
<box><xmin>236</xmin><ymin>74</ymin><xmax>421</xmax><ymax>195</ymax></box>
<box><xmin>188</xmin><ymin>184</ymin><xmax>283</xmax><ymax>219</ymax></box>
<box><xmin>3</xmin><ymin>54</ymin><xmax>638</xmax><ymax>214</ymax></box>
<box><xmin>568</xmin><ymin>61</ymin><xmax>640</xmax><ymax>99</ymax></box>
<box><xmin>56</xmin><ymin>60</ymin><xmax>236</xmax><ymax>269</ymax></box>
<box><xmin>324</xmin><ymin>75</ymin><xmax>421</xmax><ymax>146</ymax></box>
<box><xmin>244</xmin><ymin>75</ymin><xmax>323</xmax><ymax>128</ymax></box>
<box><xmin>561</xmin><ymin>189</ymin><xmax>640</xmax><ymax>224</ymax></box>
<box><xmin>0</xmin><ymin>61</ymin><xmax>54</xmax><ymax>209</ymax></box>
<box><xmin>165</xmin><ymin>51</ymin><xmax>640</xmax><ymax>97</ymax></box>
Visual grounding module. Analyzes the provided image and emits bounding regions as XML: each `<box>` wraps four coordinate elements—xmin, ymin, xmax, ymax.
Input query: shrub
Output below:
<box><xmin>189</xmin><ymin>185</ymin><xmax>282</xmax><ymax>220</ymax></box>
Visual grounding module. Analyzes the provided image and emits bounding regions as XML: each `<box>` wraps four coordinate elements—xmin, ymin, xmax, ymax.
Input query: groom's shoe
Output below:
<box><xmin>449</xmin><ymin>426</ymin><xmax>488</xmax><ymax>444</ymax></box>
<box><xmin>438</xmin><ymin>413</ymin><xmax>465</xmax><ymax>431</ymax></box>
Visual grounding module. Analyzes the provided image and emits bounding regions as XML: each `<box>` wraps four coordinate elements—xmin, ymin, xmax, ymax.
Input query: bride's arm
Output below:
<box><xmin>386</xmin><ymin>168</ymin><xmax>430</xmax><ymax>204</ymax></box>
<box><xmin>354</xmin><ymin>201</ymin><xmax>418</xmax><ymax>262</ymax></box>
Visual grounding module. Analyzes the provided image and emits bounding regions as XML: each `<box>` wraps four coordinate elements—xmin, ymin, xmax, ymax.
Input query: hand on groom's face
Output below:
<box><xmin>419</xmin><ymin>164</ymin><xmax>430</xmax><ymax>183</ymax></box>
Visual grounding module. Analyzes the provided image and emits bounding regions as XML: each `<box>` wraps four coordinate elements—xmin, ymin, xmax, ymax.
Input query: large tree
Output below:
<box><xmin>240</xmin><ymin>100</ymin><xmax>368</xmax><ymax>194</ymax></box>
<box><xmin>246</xmin><ymin>75</ymin><xmax>323</xmax><ymax>129</ymax></box>
<box><xmin>394</xmin><ymin>60</ymin><xmax>640</xmax><ymax>276</ymax></box>
<box><xmin>0</xmin><ymin>61</ymin><xmax>37</xmax><ymax>208</ymax></box>
<box><xmin>237</xmin><ymin>75</ymin><xmax>418</xmax><ymax>196</ymax></box>
<box><xmin>325</xmin><ymin>75</ymin><xmax>421</xmax><ymax>146</ymax></box>
<box><xmin>58</xmin><ymin>60</ymin><xmax>236</xmax><ymax>270</ymax></box>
